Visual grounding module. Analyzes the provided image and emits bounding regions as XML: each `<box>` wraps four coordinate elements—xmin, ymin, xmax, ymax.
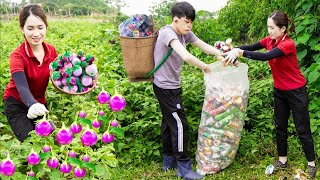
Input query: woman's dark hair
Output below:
<box><xmin>19</xmin><ymin>4</ymin><xmax>48</xmax><ymax>29</ymax></box>
<box><xmin>268</xmin><ymin>10</ymin><xmax>295</xmax><ymax>33</ymax></box>
<box><xmin>171</xmin><ymin>1</ymin><xmax>196</xmax><ymax>21</ymax></box>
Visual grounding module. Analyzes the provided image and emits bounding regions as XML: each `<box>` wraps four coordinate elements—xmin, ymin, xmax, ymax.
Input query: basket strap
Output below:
<box><xmin>145</xmin><ymin>48</ymin><xmax>173</xmax><ymax>78</ymax></box>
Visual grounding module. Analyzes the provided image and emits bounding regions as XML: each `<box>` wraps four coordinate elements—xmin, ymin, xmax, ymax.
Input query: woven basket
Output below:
<box><xmin>120</xmin><ymin>35</ymin><xmax>157</xmax><ymax>82</ymax></box>
<box><xmin>50</xmin><ymin>70</ymin><xmax>98</xmax><ymax>95</ymax></box>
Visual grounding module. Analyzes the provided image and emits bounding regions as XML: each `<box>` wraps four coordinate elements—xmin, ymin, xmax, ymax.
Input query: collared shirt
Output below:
<box><xmin>260</xmin><ymin>34</ymin><xmax>306</xmax><ymax>90</ymax></box>
<box><xmin>4</xmin><ymin>41</ymin><xmax>58</xmax><ymax>105</ymax></box>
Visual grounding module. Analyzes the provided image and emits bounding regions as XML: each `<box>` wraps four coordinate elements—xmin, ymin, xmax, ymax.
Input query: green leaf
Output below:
<box><xmin>110</xmin><ymin>127</ymin><xmax>124</xmax><ymax>138</ymax></box>
<box><xmin>79</xmin><ymin>118</ymin><xmax>92</xmax><ymax>128</ymax></box>
<box><xmin>309</xmin><ymin>39</ymin><xmax>319</xmax><ymax>51</ymax></box>
<box><xmin>295</xmin><ymin>25</ymin><xmax>305</xmax><ymax>35</ymax></box>
<box><xmin>297</xmin><ymin>33</ymin><xmax>310</xmax><ymax>44</ymax></box>
<box><xmin>68</xmin><ymin>157</ymin><xmax>83</xmax><ymax>166</ymax></box>
<box><xmin>116</xmin><ymin>142</ymin><xmax>126</xmax><ymax>151</ymax></box>
<box><xmin>307</xmin><ymin>71</ymin><xmax>320</xmax><ymax>84</ymax></box>
<box><xmin>0</xmin><ymin>122</ymin><xmax>6</xmax><ymax>128</ymax></box>
<box><xmin>11</xmin><ymin>171</ymin><xmax>27</xmax><ymax>180</ymax></box>
<box><xmin>116</xmin><ymin>112</ymin><xmax>126</xmax><ymax>120</ymax></box>
<box><xmin>313</xmin><ymin>54</ymin><xmax>320</xmax><ymax>63</ymax></box>
<box><xmin>302</xmin><ymin>2</ymin><xmax>313</xmax><ymax>11</ymax></box>
<box><xmin>40</xmin><ymin>152</ymin><xmax>51</xmax><ymax>159</ymax></box>
<box><xmin>295</xmin><ymin>1</ymin><xmax>304</xmax><ymax>10</ymax></box>
<box><xmin>310</xmin><ymin>119</ymin><xmax>317</xmax><ymax>133</ymax></box>
<box><xmin>153</xmin><ymin>149</ymin><xmax>160</xmax><ymax>156</ymax></box>
<box><xmin>0</xmin><ymin>134</ymin><xmax>12</xmax><ymax>140</ymax></box>
<box><xmin>95</xmin><ymin>164</ymin><xmax>106</xmax><ymax>176</ymax></box>
<box><xmin>98</xmin><ymin>116</ymin><xmax>109</xmax><ymax>123</ymax></box>
<box><xmin>28</xmin><ymin>177</ymin><xmax>38</xmax><ymax>180</ymax></box>
<box><xmin>103</xmin><ymin>155</ymin><xmax>118</xmax><ymax>167</ymax></box>
<box><xmin>314</xmin><ymin>44</ymin><xmax>320</xmax><ymax>51</ymax></box>
<box><xmin>309</xmin><ymin>102</ymin><xmax>318</xmax><ymax>111</ymax></box>
<box><xmin>301</xmin><ymin>18</ymin><xmax>311</xmax><ymax>25</ymax></box>
<box><xmin>307</xmin><ymin>63</ymin><xmax>319</xmax><ymax>72</ymax></box>
<box><xmin>297</xmin><ymin>49</ymin><xmax>307</xmax><ymax>61</ymax></box>
<box><xmin>83</xmin><ymin>162</ymin><xmax>96</xmax><ymax>171</ymax></box>
<box><xmin>49</xmin><ymin>169</ymin><xmax>62</xmax><ymax>179</ymax></box>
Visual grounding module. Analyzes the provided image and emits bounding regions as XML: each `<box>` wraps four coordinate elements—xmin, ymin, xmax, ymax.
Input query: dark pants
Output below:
<box><xmin>4</xmin><ymin>96</ymin><xmax>41</xmax><ymax>142</ymax></box>
<box><xmin>274</xmin><ymin>85</ymin><xmax>315</xmax><ymax>162</ymax></box>
<box><xmin>153</xmin><ymin>83</ymin><xmax>190</xmax><ymax>161</ymax></box>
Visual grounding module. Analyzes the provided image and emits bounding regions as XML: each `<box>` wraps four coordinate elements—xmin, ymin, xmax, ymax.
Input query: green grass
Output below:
<box><xmin>111</xmin><ymin>133</ymin><xmax>320</xmax><ymax>179</ymax></box>
<box><xmin>111</xmin><ymin>160</ymin><xmax>317</xmax><ymax>180</ymax></box>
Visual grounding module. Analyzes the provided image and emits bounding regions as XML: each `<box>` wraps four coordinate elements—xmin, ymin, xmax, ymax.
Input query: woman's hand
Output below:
<box><xmin>27</xmin><ymin>103</ymin><xmax>49</xmax><ymax>119</ymax></box>
<box><xmin>221</xmin><ymin>48</ymin><xmax>241</xmax><ymax>65</ymax></box>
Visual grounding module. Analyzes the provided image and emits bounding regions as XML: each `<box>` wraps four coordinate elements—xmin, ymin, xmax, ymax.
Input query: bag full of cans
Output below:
<box><xmin>196</xmin><ymin>62</ymin><xmax>250</xmax><ymax>175</ymax></box>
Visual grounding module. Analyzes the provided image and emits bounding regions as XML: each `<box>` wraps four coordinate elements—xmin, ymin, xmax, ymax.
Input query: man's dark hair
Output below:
<box><xmin>171</xmin><ymin>1</ymin><xmax>196</xmax><ymax>21</ymax></box>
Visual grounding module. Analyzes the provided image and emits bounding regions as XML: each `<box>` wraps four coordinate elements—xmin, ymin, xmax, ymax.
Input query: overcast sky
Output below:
<box><xmin>121</xmin><ymin>0</ymin><xmax>228</xmax><ymax>16</ymax></box>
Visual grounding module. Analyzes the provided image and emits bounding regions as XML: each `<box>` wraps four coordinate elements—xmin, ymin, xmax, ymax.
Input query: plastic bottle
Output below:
<box><xmin>265</xmin><ymin>164</ymin><xmax>274</xmax><ymax>175</ymax></box>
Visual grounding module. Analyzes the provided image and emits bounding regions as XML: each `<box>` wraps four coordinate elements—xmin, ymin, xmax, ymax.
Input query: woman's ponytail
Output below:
<box><xmin>288</xmin><ymin>18</ymin><xmax>295</xmax><ymax>34</ymax></box>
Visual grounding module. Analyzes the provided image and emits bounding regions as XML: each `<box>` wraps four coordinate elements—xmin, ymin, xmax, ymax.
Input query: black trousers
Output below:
<box><xmin>4</xmin><ymin>96</ymin><xmax>42</xmax><ymax>142</ymax></box>
<box><xmin>153</xmin><ymin>83</ymin><xmax>190</xmax><ymax>161</ymax></box>
<box><xmin>274</xmin><ymin>85</ymin><xmax>315</xmax><ymax>161</ymax></box>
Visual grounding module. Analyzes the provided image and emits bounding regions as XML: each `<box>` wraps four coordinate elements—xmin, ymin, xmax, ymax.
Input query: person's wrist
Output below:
<box><xmin>27</xmin><ymin>101</ymin><xmax>37</xmax><ymax>108</ymax></box>
<box><xmin>239</xmin><ymin>49</ymin><xmax>244</xmax><ymax>56</ymax></box>
<box><xmin>203</xmin><ymin>64</ymin><xmax>208</xmax><ymax>70</ymax></box>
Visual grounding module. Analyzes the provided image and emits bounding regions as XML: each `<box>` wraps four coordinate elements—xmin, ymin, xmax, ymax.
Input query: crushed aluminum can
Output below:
<box><xmin>133</xmin><ymin>30</ymin><xmax>139</xmax><ymax>37</ymax></box>
<box><xmin>205</xmin><ymin>117</ymin><xmax>215</xmax><ymax>126</ymax></box>
<box><xmin>229</xmin><ymin>120</ymin><xmax>241</xmax><ymax>129</ymax></box>
<box><xmin>265</xmin><ymin>164</ymin><xmax>274</xmax><ymax>175</ymax></box>
<box><xmin>293</xmin><ymin>169</ymin><xmax>307</xmax><ymax>180</ymax></box>
<box><xmin>203</xmin><ymin>138</ymin><xmax>212</xmax><ymax>147</ymax></box>
<box><xmin>232</xmin><ymin>96</ymin><xmax>243</xmax><ymax>105</ymax></box>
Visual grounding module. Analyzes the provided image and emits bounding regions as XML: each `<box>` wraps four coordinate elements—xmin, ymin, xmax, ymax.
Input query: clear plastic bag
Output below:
<box><xmin>196</xmin><ymin>62</ymin><xmax>250</xmax><ymax>175</ymax></box>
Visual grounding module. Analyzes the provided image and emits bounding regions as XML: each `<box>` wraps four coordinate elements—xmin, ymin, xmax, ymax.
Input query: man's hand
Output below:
<box><xmin>221</xmin><ymin>48</ymin><xmax>240</xmax><ymax>66</ymax></box>
<box><xmin>27</xmin><ymin>103</ymin><xmax>49</xmax><ymax>119</ymax></box>
<box><xmin>203</xmin><ymin>64</ymin><xmax>211</xmax><ymax>74</ymax></box>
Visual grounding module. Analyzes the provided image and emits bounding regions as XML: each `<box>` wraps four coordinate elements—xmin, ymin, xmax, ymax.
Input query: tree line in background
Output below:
<box><xmin>0</xmin><ymin>0</ymin><xmax>127</xmax><ymax>17</ymax></box>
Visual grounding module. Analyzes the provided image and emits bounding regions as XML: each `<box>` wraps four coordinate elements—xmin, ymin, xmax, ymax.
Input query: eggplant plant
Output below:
<box><xmin>0</xmin><ymin>89</ymin><xmax>125</xmax><ymax>179</ymax></box>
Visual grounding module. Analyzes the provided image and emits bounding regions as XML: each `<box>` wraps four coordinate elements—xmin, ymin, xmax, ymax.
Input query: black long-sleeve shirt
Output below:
<box><xmin>239</xmin><ymin>42</ymin><xmax>284</xmax><ymax>61</ymax></box>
